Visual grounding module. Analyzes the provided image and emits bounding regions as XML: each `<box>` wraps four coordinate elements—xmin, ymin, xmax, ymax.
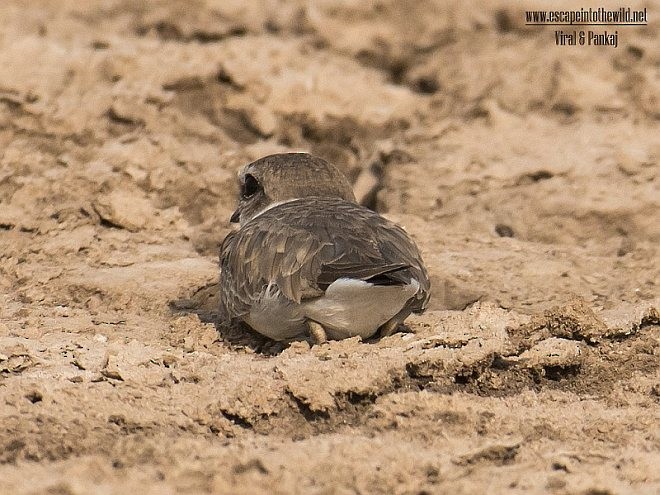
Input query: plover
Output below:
<box><xmin>219</xmin><ymin>153</ymin><xmax>430</xmax><ymax>343</ymax></box>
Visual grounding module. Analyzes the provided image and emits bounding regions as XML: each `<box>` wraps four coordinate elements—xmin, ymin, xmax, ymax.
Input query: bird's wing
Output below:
<box><xmin>220</xmin><ymin>199</ymin><xmax>430</xmax><ymax>320</ymax></box>
<box><xmin>220</xmin><ymin>222</ymin><xmax>326</xmax><ymax>319</ymax></box>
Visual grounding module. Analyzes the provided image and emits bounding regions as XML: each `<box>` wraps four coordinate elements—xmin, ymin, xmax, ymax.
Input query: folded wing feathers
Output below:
<box><xmin>220</xmin><ymin>198</ymin><xmax>430</xmax><ymax>316</ymax></box>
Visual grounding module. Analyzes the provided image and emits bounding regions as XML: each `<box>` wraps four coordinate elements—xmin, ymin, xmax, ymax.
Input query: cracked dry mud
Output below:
<box><xmin>0</xmin><ymin>1</ymin><xmax>658</xmax><ymax>494</ymax></box>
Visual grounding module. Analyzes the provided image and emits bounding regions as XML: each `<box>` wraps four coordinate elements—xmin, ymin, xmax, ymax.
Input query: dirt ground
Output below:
<box><xmin>0</xmin><ymin>1</ymin><xmax>658</xmax><ymax>493</ymax></box>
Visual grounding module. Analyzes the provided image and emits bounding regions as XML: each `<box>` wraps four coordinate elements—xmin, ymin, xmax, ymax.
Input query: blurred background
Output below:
<box><xmin>1</xmin><ymin>0</ymin><xmax>657</xmax><ymax>314</ymax></box>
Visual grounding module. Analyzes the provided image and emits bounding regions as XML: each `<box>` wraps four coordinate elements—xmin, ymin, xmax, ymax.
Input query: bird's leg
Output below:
<box><xmin>307</xmin><ymin>320</ymin><xmax>328</xmax><ymax>345</ymax></box>
<box><xmin>379</xmin><ymin>318</ymin><xmax>400</xmax><ymax>337</ymax></box>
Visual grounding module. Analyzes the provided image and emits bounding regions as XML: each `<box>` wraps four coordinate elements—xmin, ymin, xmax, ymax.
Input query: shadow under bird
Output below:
<box><xmin>219</xmin><ymin>153</ymin><xmax>430</xmax><ymax>344</ymax></box>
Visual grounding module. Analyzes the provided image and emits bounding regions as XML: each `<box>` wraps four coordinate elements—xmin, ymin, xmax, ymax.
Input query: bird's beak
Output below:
<box><xmin>230</xmin><ymin>208</ymin><xmax>240</xmax><ymax>223</ymax></box>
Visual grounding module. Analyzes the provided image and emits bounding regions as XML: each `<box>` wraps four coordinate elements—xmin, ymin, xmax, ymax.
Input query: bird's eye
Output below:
<box><xmin>241</xmin><ymin>174</ymin><xmax>260</xmax><ymax>199</ymax></box>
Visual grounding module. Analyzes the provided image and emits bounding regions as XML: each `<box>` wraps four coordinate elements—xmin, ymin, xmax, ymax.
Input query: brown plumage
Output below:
<box><xmin>219</xmin><ymin>153</ymin><xmax>430</xmax><ymax>342</ymax></box>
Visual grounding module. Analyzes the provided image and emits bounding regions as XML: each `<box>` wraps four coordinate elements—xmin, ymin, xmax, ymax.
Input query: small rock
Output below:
<box><xmin>93</xmin><ymin>190</ymin><xmax>157</xmax><ymax>232</ymax></box>
<box><xmin>101</xmin><ymin>354</ymin><xmax>124</xmax><ymax>381</ymax></box>
<box><xmin>517</xmin><ymin>338</ymin><xmax>586</xmax><ymax>368</ymax></box>
<box><xmin>531</xmin><ymin>297</ymin><xmax>609</xmax><ymax>343</ymax></box>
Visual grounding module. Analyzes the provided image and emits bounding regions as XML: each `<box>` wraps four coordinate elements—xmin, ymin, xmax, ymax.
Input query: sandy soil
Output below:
<box><xmin>0</xmin><ymin>1</ymin><xmax>658</xmax><ymax>493</ymax></box>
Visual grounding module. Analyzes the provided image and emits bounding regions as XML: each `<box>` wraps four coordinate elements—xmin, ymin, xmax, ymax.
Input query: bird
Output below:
<box><xmin>219</xmin><ymin>152</ymin><xmax>430</xmax><ymax>344</ymax></box>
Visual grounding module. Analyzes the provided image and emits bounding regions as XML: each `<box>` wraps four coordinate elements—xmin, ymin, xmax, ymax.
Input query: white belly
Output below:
<box><xmin>303</xmin><ymin>278</ymin><xmax>419</xmax><ymax>340</ymax></box>
<box><xmin>244</xmin><ymin>278</ymin><xmax>419</xmax><ymax>341</ymax></box>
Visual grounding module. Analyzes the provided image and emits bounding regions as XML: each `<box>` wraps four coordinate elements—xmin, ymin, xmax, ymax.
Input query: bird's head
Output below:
<box><xmin>230</xmin><ymin>153</ymin><xmax>356</xmax><ymax>225</ymax></box>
